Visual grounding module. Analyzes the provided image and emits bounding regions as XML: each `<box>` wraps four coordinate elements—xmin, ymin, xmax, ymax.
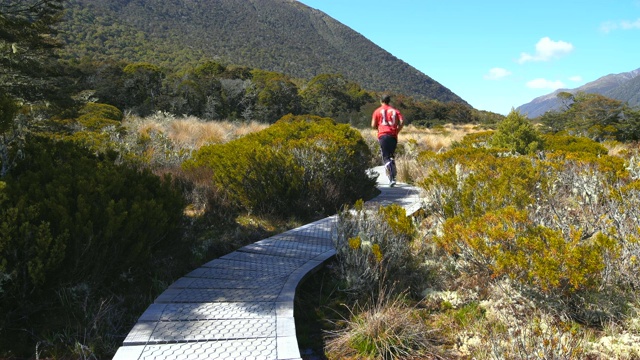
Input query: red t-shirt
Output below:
<box><xmin>372</xmin><ymin>104</ymin><xmax>403</xmax><ymax>138</ymax></box>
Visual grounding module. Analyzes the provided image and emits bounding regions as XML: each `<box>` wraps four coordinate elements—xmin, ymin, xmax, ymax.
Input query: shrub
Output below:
<box><xmin>542</xmin><ymin>133</ymin><xmax>608</xmax><ymax>155</ymax></box>
<box><xmin>51</xmin><ymin>103</ymin><xmax>126</xmax><ymax>155</ymax></box>
<box><xmin>333</xmin><ymin>201</ymin><xmax>422</xmax><ymax>299</ymax></box>
<box><xmin>0</xmin><ymin>136</ymin><xmax>185</xmax><ymax>357</ymax></box>
<box><xmin>184</xmin><ymin>114</ymin><xmax>377</xmax><ymax>219</ymax></box>
<box><xmin>491</xmin><ymin>109</ymin><xmax>542</xmax><ymax>154</ymax></box>
<box><xmin>419</xmin><ymin>147</ymin><xmax>542</xmax><ymax>222</ymax></box>
<box><xmin>436</xmin><ymin>207</ymin><xmax>619</xmax><ymax>295</ymax></box>
<box><xmin>451</xmin><ymin>130</ymin><xmax>494</xmax><ymax>149</ymax></box>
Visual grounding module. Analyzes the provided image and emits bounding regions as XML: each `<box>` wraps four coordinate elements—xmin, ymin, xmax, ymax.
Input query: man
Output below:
<box><xmin>371</xmin><ymin>94</ymin><xmax>404</xmax><ymax>186</ymax></box>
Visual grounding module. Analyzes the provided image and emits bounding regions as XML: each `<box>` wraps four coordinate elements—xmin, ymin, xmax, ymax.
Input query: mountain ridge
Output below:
<box><xmin>58</xmin><ymin>0</ymin><xmax>468</xmax><ymax>106</ymax></box>
<box><xmin>517</xmin><ymin>67</ymin><xmax>640</xmax><ymax>118</ymax></box>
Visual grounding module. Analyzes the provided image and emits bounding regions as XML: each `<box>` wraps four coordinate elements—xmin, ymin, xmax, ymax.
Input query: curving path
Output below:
<box><xmin>113</xmin><ymin>166</ymin><xmax>423</xmax><ymax>360</ymax></box>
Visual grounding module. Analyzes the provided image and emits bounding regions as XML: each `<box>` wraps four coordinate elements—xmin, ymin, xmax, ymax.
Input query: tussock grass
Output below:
<box><xmin>126</xmin><ymin>113</ymin><xmax>269</xmax><ymax>151</ymax></box>
<box><xmin>326</xmin><ymin>289</ymin><xmax>446</xmax><ymax>360</ymax></box>
<box><xmin>116</xmin><ymin>113</ymin><xmax>271</xmax><ymax>220</ymax></box>
<box><xmin>361</xmin><ymin>124</ymin><xmax>483</xmax><ymax>154</ymax></box>
<box><xmin>398</xmin><ymin>124</ymin><xmax>483</xmax><ymax>152</ymax></box>
<box><xmin>361</xmin><ymin>124</ymin><xmax>485</xmax><ymax>184</ymax></box>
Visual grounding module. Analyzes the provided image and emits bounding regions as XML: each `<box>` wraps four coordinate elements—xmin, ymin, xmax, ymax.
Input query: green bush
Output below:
<box><xmin>184</xmin><ymin>114</ymin><xmax>377</xmax><ymax>219</ymax></box>
<box><xmin>436</xmin><ymin>207</ymin><xmax>619</xmax><ymax>295</ymax></box>
<box><xmin>419</xmin><ymin>146</ymin><xmax>542</xmax><ymax>221</ymax></box>
<box><xmin>491</xmin><ymin>109</ymin><xmax>542</xmax><ymax>154</ymax></box>
<box><xmin>0</xmin><ymin>136</ymin><xmax>185</xmax><ymax>356</ymax></box>
<box><xmin>450</xmin><ymin>130</ymin><xmax>494</xmax><ymax>149</ymax></box>
<box><xmin>419</xmin><ymin>132</ymin><xmax>638</xmax><ymax>325</ymax></box>
<box><xmin>51</xmin><ymin>103</ymin><xmax>126</xmax><ymax>155</ymax></box>
<box><xmin>542</xmin><ymin>133</ymin><xmax>608</xmax><ymax>155</ymax></box>
<box><xmin>77</xmin><ymin>102</ymin><xmax>123</xmax><ymax>130</ymax></box>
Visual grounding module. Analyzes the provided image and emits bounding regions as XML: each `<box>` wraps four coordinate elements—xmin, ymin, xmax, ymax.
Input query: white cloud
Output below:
<box><xmin>518</xmin><ymin>37</ymin><xmax>574</xmax><ymax>64</ymax></box>
<box><xmin>569</xmin><ymin>75</ymin><xmax>582</xmax><ymax>82</ymax></box>
<box><xmin>484</xmin><ymin>67</ymin><xmax>512</xmax><ymax>80</ymax></box>
<box><xmin>601</xmin><ymin>18</ymin><xmax>640</xmax><ymax>33</ymax></box>
<box><xmin>526</xmin><ymin>78</ymin><xmax>566</xmax><ymax>90</ymax></box>
<box><xmin>601</xmin><ymin>21</ymin><xmax>617</xmax><ymax>33</ymax></box>
<box><xmin>621</xmin><ymin>18</ymin><xmax>640</xmax><ymax>29</ymax></box>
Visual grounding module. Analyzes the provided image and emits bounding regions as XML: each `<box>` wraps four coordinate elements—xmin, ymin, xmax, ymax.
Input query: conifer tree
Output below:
<box><xmin>0</xmin><ymin>0</ymin><xmax>66</xmax><ymax>177</ymax></box>
<box><xmin>0</xmin><ymin>0</ymin><xmax>65</xmax><ymax>102</ymax></box>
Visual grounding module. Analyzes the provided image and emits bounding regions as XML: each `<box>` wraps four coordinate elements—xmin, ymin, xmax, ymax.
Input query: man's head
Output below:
<box><xmin>380</xmin><ymin>94</ymin><xmax>391</xmax><ymax>105</ymax></box>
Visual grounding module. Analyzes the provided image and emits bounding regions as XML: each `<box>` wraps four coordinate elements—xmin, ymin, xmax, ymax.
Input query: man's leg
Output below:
<box><xmin>378</xmin><ymin>135</ymin><xmax>397</xmax><ymax>185</ymax></box>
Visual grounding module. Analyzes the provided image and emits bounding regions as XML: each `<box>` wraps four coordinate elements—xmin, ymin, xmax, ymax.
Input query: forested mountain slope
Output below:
<box><xmin>57</xmin><ymin>0</ymin><xmax>467</xmax><ymax>105</ymax></box>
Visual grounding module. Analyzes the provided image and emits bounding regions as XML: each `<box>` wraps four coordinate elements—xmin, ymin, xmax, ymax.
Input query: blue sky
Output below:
<box><xmin>298</xmin><ymin>1</ymin><xmax>640</xmax><ymax>115</ymax></box>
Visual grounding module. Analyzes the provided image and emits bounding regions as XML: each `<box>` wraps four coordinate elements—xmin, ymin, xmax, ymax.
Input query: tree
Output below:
<box><xmin>445</xmin><ymin>101</ymin><xmax>474</xmax><ymax>124</ymax></box>
<box><xmin>187</xmin><ymin>61</ymin><xmax>225</xmax><ymax>119</ymax></box>
<box><xmin>619</xmin><ymin>106</ymin><xmax>640</xmax><ymax>141</ymax></box>
<box><xmin>0</xmin><ymin>90</ymin><xmax>20</xmax><ymax>177</ymax></box>
<box><xmin>249</xmin><ymin>69</ymin><xmax>301</xmax><ymax>123</ymax></box>
<box><xmin>491</xmin><ymin>109</ymin><xmax>542</xmax><ymax>154</ymax></box>
<box><xmin>557</xmin><ymin>91</ymin><xmax>574</xmax><ymax>111</ymax></box>
<box><xmin>77</xmin><ymin>59</ymin><xmax>128</xmax><ymax>110</ymax></box>
<box><xmin>301</xmin><ymin>74</ymin><xmax>368</xmax><ymax>120</ymax></box>
<box><xmin>0</xmin><ymin>0</ymin><xmax>65</xmax><ymax>102</ymax></box>
<box><xmin>1</xmin><ymin>0</ymin><xmax>67</xmax><ymax>178</ymax></box>
<box><xmin>566</xmin><ymin>92</ymin><xmax>624</xmax><ymax>140</ymax></box>
<box><xmin>122</xmin><ymin>62</ymin><xmax>164</xmax><ymax>115</ymax></box>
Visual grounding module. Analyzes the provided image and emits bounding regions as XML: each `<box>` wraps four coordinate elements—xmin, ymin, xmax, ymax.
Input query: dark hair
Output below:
<box><xmin>380</xmin><ymin>94</ymin><xmax>391</xmax><ymax>104</ymax></box>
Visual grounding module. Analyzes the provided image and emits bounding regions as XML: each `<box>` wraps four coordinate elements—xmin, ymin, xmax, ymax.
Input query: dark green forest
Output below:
<box><xmin>55</xmin><ymin>0</ymin><xmax>467</xmax><ymax>104</ymax></box>
<box><xmin>2</xmin><ymin>1</ymin><xmax>640</xmax><ymax>359</ymax></box>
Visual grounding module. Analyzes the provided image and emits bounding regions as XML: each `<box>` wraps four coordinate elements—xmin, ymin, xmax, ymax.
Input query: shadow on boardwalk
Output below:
<box><xmin>113</xmin><ymin>166</ymin><xmax>423</xmax><ymax>360</ymax></box>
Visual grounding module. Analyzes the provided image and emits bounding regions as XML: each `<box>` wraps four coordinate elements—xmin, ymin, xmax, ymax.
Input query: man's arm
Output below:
<box><xmin>371</xmin><ymin>114</ymin><xmax>378</xmax><ymax>129</ymax></box>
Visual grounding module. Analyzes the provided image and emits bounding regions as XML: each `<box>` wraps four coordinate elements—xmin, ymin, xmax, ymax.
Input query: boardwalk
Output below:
<box><xmin>113</xmin><ymin>166</ymin><xmax>422</xmax><ymax>360</ymax></box>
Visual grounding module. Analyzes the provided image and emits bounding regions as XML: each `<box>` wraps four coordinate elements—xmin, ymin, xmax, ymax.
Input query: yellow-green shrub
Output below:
<box><xmin>437</xmin><ymin>207</ymin><xmax>619</xmax><ymax>294</ymax></box>
<box><xmin>542</xmin><ymin>133</ymin><xmax>608</xmax><ymax>155</ymax></box>
<box><xmin>450</xmin><ymin>130</ymin><xmax>494</xmax><ymax>149</ymax></box>
<box><xmin>419</xmin><ymin>147</ymin><xmax>542</xmax><ymax>221</ymax></box>
<box><xmin>53</xmin><ymin>103</ymin><xmax>125</xmax><ymax>154</ymax></box>
<box><xmin>420</xmin><ymin>132</ymin><xmax>637</xmax><ymax>310</ymax></box>
<box><xmin>184</xmin><ymin>114</ymin><xmax>376</xmax><ymax>218</ymax></box>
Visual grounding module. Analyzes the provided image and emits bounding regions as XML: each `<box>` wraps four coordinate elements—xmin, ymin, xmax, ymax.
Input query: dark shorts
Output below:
<box><xmin>378</xmin><ymin>135</ymin><xmax>397</xmax><ymax>163</ymax></box>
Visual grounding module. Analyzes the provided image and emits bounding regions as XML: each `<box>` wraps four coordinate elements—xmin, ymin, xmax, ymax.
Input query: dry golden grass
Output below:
<box><xmin>326</xmin><ymin>290</ymin><xmax>446</xmax><ymax>360</ymax></box>
<box><xmin>603</xmin><ymin>140</ymin><xmax>636</xmax><ymax>157</ymax></box>
<box><xmin>137</xmin><ymin>121</ymin><xmax>165</xmax><ymax>138</ymax></box>
<box><xmin>167</xmin><ymin>118</ymin><xmax>269</xmax><ymax>148</ymax></box>
<box><xmin>362</xmin><ymin>124</ymin><xmax>486</xmax><ymax>184</ymax></box>
<box><xmin>399</xmin><ymin>124</ymin><xmax>484</xmax><ymax>152</ymax></box>
<box><xmin>125</xmin><ymin>113</ymin><xmax>269</xmax><ymax>150</ymax></box>
<box><xmin>361</xmin><ymin>124</ymin><xmax>484</xmax><ymax>154</ymax></box>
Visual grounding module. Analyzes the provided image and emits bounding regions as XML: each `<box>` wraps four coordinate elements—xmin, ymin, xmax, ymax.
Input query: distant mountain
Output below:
<box><xmin>57</xmin><ymin>0</ymin><xmax>467</xmax><ymax>105</ymax></box>
<box><xmin>517</xmin><ymin>68</ymin><xmax>640</xmax><ymax>118</ymax></box>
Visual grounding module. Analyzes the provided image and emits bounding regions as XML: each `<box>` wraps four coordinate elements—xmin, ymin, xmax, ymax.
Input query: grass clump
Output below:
<box><xmin>326</xmin><ymin>291</ymin><xmax>445</xmax><ymax>360</ymax></box>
